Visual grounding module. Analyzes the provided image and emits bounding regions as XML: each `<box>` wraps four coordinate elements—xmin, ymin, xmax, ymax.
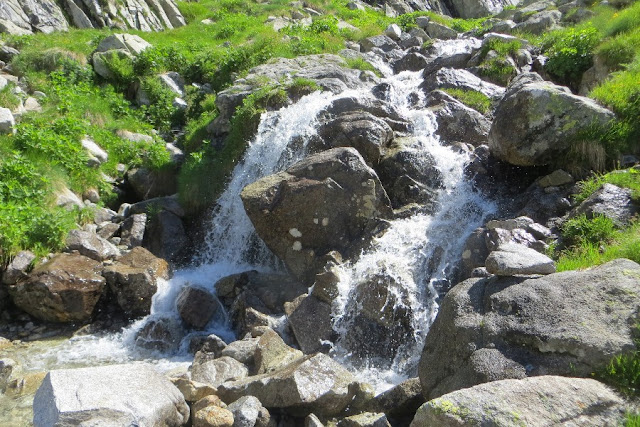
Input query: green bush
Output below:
<box><xmin>596</xmin><ymin>30</ymin><xmax>640</xmax><ymax>68</ymax></box>
<box><xmin>542</xmin><ymin>26</ymin><xmax>600</xmax><ymax>88</ymax></box>
<box><xmin>139</xmin><ymin>77</ymin><xmax>183</xmax><ymax>133</ymax></box>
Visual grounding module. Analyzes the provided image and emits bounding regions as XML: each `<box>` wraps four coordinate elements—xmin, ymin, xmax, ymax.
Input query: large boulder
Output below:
<box><xmin>217</xmin><ymin>353</ymin><xmax>361</xmax><ymax>417</ymax></box>
<box><xmin>241</xmin><ymin>148</ymin><xmax>392</xmax><ymax>281</ymax></box>
<box><xmin>447</xmin><ymin>0</ymin><xmax>518</xmax><ymax>19</ymax></box>
<box><xmin>33</xmin><ymin>364</ymin><xmax>189</xmax><ymax>426</ymax></box>
<box><xmin>426</xmin><ymin>90</ymin><xmax>490</xmax><ymax>146</ymax></box>
<box><xmin>176</xmin><ymin>285</ymin><xmax>223</xmax><ymax>329</ymax></box>
<box><xmin>489</xmin><ymin>73</ymin><xmax>615</xmax><ymax>166</ymax></box>
<box><xmin>8</xmin><ymin>253</ymin><xmax>105</xmax><ymax>323</ymax></box>
<box><xmin>65</xmin><ymin>229</ymin><xmax>119</xmax><ymax>261</ymax></box>
<box><xmin>2</xmin><ymin>250</ymin><xmax>36</xmax><ymax>286</ymax></box>
<box><xmin>103</xmin><ymin>247</ymin><xmax>170</xmax><ymax>318</ymax></box>
<box><xmin>412</xmin><ymin>376</ymin><xmax>626</xmax><ymax>426</ymax></box>
<box><xmin>92</xmin><ymin>33</ymin><xmax>151</xmax><ymax>79</ymax></box>
<box><xmin>485</xmin><ymin>242</ymin><xmax>556</xmax><ymax>276</ymax></box>
<box><xmin>190</xmin><ymin>355</ymin><xmax>249</xmax><ymax>388</ymax></box>
<box><xmin>421</xmin><ymin>68</ymin><xmax>505</xmax><ymax>100</ymax></box>
<box><xmin>145</xmin><ymin>209</ymin><xmax>189</xmax><ymax>262</ymax></box>
<box><xmin>418</xmin><ymin>259</ymin><xmax>640</xmax><ymax>400</ymax></box>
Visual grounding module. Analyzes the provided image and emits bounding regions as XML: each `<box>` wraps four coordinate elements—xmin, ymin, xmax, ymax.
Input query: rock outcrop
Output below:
<box><xmin>418</xmin><ymin>259</ymin><xmax>640</xmax><ymax>399</ymax></box>
<box><xmin>0</xmin><ymin>0</ymin><xmax>185</xmax><ymax>35</ymax></box>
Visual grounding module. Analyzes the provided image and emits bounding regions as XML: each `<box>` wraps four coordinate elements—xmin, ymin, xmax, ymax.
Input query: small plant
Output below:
<box><xmin>344</xmin><ymin>57</ymin><xmax>382</xmax><ymax>77</ymax></box>
<box><xmin>442</xmin><ymin>88</ymin><xmax>491</xmax><ymax>114</ymax></box>
<box><xmin>541</xmin><ymin>26</ymin><xmax>600</xmax><ymax>88</ymax></box>
<box><xmin>562</xmin><ymin>214</ymin><xmax>617</xmax><ymax>247</ymax></box>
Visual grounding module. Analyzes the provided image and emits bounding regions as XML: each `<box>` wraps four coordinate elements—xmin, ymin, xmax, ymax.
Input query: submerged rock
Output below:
<box><xmin>418</xmin><ymin>259</ymin><xmax>640</xmax><ymax>399</ymax></box>
<box><xmin>412</xmin><ymin>376</ymin><xmax>626</xmax><ymax>426</ymax></box>
<box><xmin>241</xmin><ymin>147</ymin><xmax>392</xmax><ymax>282</ymax></box>
<box><xmin>33</xmin><ymin>364</ymin><xmax>189</xmax><ymax>426</ymax></box>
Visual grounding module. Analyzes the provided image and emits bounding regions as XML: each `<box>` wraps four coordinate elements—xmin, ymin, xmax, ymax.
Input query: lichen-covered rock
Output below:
<box><xmin>8</xmin><ymin>253</ymin><xmax>105</xmax><ymax>323</ymax></box>
<box><xmin>241</xmin><ymin>148</ymin><xmax>392</xmax><ymax>282</ymax></box>
<box><xmin>418</xmin><ymin>259</ymin><xmax>640</xmax><ymax>400</ymax></box>
<box><xmin>33</xmin><ymin>364</ymin><xmax>189</xmax><ymax>427</ymax></box>
<box><xmin>190</xmin><ymin>355</ymin><xmax>249</xmax><ymax>388</ymax></box>
<box><xmin>338</xmin><ymin>412</ymin><xmax>390</xmax><ymax>427</ymax></box>
<box><xmin>489</xmin><ymin>73</ymin><xmax>615</xmax><ymax>166</ymax></box>
<box><xmin>485</xmin><ymin>243</ymin><xmax>556</xmax><ymax>276</ymax></box>
<box><xmin>412</xmin><ymin>376</ymin><xmax>626</xmax><ymax>426</ymax></box>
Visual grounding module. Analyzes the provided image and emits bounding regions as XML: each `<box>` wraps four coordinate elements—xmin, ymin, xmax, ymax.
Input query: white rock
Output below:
<box><xmin>81</xmin><ymin>137</ymin><xmax>108</xmax><ymax>164</ymax></box>
<box><xmin>486</xmin><ymin>243</ymin><xmax>556</xmax><ymax>276</ymax></box>
<box><xmin>384</xmin><ymin>24</ymin><xmax>402</xmax><ymax>41</ymax></box>
<box><xmin>33</xmin><ymin>364</ymin><xmax>189</xmax><ymax>427</ymax></box>
<box><xmin>0</xmin><ymin>107</ymin><xmax>15</xmax><ymax>134</ymax></box>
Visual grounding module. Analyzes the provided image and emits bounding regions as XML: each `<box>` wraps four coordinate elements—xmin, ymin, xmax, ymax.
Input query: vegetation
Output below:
<box><xmin>442</xmin><ymin>88</ymin><xmax>491</xmax><ymax>113</ymax></box>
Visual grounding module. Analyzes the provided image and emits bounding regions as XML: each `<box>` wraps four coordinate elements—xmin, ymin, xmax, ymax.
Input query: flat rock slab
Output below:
<box><xmin>485</xmin><ymin>243</ymin><xmax>555</xmax><ymax>276</ymax></box>
<box><xmin>412</xmin><ymin>376</ymin><xmax>626</xmax><ymax>426</ymax></box>
<box><xmin>33</xmin><ymin>364</ymin><xmax>189</xmax><ymax>426</ymax></box>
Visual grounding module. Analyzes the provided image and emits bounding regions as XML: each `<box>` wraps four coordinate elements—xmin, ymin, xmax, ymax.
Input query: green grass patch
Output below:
<box><xmin>344</xmin><ymin>57</ymin><xmax>382</xmax><ymax>77</ymax></box>
<box><xmin>562</xmin><ymin>214</ymin><xmax>618</xmax><ymax>247</ymax></box>
<box><xmin>573</xmin><ymin>169</ymin><xmax>640</xmax><ymax>204</ymax></box>
<box><xmin>442</xmin><ymin>88</ymin><xmax>491</xmax><ymax>114</ymax></box>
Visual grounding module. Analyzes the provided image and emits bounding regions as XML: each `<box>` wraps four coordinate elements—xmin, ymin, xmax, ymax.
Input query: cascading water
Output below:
<box><xmin>14</xmin><ymin>39</ymin><xmax>497</xmax><ymax>399</ymax></box>
<box><xmin>328</xmin><ymin>64</ymin><xmax>496</xmax><ymax>392</ymax></box>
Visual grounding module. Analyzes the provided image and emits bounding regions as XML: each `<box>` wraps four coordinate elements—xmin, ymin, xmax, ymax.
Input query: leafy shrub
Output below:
<box><xmin>603</xmin><ymin>1</ymin><xmax>640</xmax><ymax>37</ymax></box>
<box><xmin>480</xmin><ymin>38</ymin><xmax>522</xmax><ymax>59</ymax></box>
<box><xmin>442</xmin><ymin>88</ymin><xmax>491</xmax><ymax>114</ymax></box>
<box><xmin>542</xmin><ymin>26</ymin><xmax>600</xmax><ymax>88</ymax></box>
<box><xmin>139</xmin><ymin>77</ymin><xmax>182</xmax><ymax>133</ymax></box>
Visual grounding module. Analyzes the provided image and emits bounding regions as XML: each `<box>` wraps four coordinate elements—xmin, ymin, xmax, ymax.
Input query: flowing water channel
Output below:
<box><xmin>1</xmin><ymin>42</ymin><xmax>497</xmax><ymax>423</ymax></box>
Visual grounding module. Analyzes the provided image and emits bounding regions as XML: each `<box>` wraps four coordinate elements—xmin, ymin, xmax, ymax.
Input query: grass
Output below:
<box><xmin>442</xmin><ymin>88</ymin><xmax>491</xmax><ymax>114</ymax></box>
<box><xmin>573</xmin><ymin>169</ymin><xmax>640</xmax><ymax>204</ymax></box>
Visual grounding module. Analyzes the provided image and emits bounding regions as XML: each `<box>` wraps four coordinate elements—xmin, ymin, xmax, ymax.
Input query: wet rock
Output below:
<box><xmin>412</xmin><ymin>376</ymin><xmax>626</xmax><ymax>426</ymax></box>
<box><xmin>426</xmin><ymin>90</ymin><xmax>490</xmax><ymax>146</ymax></box>
<box><xmin>189</xmin><ymin>334</ymin><xmax>228</xmax><ymax>356</ymax></box>
<box><xmin>218</xmin><ymin>353</ymin><xmax>360</xmax><ymax>417</ymax></box>
<box><xmin>287</xmin><ymin>294</ymin><xmax>335</xmax><ymax>354</ymax></box>
<box><xmin>177</xmin><ymin>286</ymin><xmax>222</xmax><ymax>329</ymax></box>
<box><xmin>129</xmin><ymin>195</ymin><xmax>185</xmax><ymax>217</ymax></box>
<box><xmin>419</xmin><ymin>259</ymin><xmax>640</xmax><ymax>399</ymax></box>
<box><xmin>485</xmin><ymin>243</ymin><xmax>555</xmax><ymax>276</ymax></box>
<box><xmin>377</xmin><ymin>137</ymin><xmax>442</xmax><ymax>209</ymax></box>
<box><xmin>145</xmin><ymin>209</ymin><xmax>188</xmax><ymax>262</ymax></box>
<box><xmin>241</xmin><ymin>148</ymin><xmax>392</xmax><ymax>282</ymax></box>
<box><xmin>126</xmin><ymin>167</ymin><xmax>178</xmax><ymax>200</ymax></box>
<box><xmin>190</xmin><ymin>355</ymin><xmax>249</xmax><ymax>388</ymax></box>
<box><xmin>33</xmin><ymin>364</ymin><xmax>189</xmax><ymax>426</ymax></box>
<box><xmin>314</xmin><ymin>112</ymin><xmax>394</xmax><ymax>165</ymax></box>
<box><xmin>103</xmin><ymin>247</ymin><xmax>170</xmax><ymax>318</ymax></box>
<box><xmin>134</xmin><ymin>317</ymin><xmax>183</xmax><ymax>353</ymax></box>
<box><xmin>489</xmin><ymin>73</ymin><xmax>615</xmax><ymax>166</ymax></box>
<box><xmin>2</xmin><ymin>250</ymin><xmax>35</xmax><ymax>286</ymax></box>
<box><xmin>569</xmin><ymin>183</ymin><xmax>638</xmax><ymax>227</ymax></box>
<box><xmin>367</xmin><ymin>378</ymin><xmax>423</xmax><ymax>423</ymax></box>
<box><xmin>9</xmin><ymin>253</ymin><xmax>105</xmax><ymax>323</ymax></box>
<box><xmin>421</xmin><ymin>68</ymin><xmax>505</xmax><ymax>100</ymax></box>
<box><xmin>538</xmin><ymin>169</ymin><xmax>574</xmax><ymax>188</ymax></box>
<box><xmin>393</xmin><ymin>52</ymin><xmax>429</xmax><ymax>73</ymax></box>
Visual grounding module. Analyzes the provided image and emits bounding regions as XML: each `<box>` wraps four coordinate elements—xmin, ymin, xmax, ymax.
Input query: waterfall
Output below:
<box><xmin>21</xmin><ymin>44</ymin><xmax>496</xmax><ymax>395</ymax></box>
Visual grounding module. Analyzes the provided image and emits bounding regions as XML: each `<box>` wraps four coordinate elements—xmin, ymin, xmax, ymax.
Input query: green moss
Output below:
<box><xmin>441</xmin><ymin>88</ymin><xmax>491</xmax><ymax>114</ymax></box>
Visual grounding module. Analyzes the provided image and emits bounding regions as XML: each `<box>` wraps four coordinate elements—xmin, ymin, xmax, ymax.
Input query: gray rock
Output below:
<box><xmin>359</xmin><ymin>35</ymin><xmax>399</xmax><ymax>53</ymax></box>
<box><xmin>119</xmin><ymin>213</ymin><xmax>146</xmax><ymax>248</ymax></box>
<box><xmin>384</xmin><ymin>24</ymin><xmax>402</xmax><ymax>40</ymax></box>
<box><xmin>424</xmin><ymin>21</ymin><xmax>457</xmax><ymax>40</ymax></box>
<box><xmin>218</xmin><ymin>353</ymin><xmax>359</xmax><ymax>417</ymax></box>
<box><xmin>426</xmin><ymin>90</ymin><xmax>490</xmax><ymax>146</ymax></box>
<box><xmin>96</xmin><ymin>33</ymin><xmax>151</xmax><ymax>55</ymax></box>
<box><xmin>126</xmin><ymin>167</ymin><xmax>178</xmax><ymax>200</ymax></box>
<box><xmin>306</xmin><ymin>414</ymin><xmax>325</xmax><ymax>427</ymax></box>
<box><xmin>55</xmin><ymin>187</ymin><xmax>84</xmax><ymax>209</ymax></box>
<box><xmin>287</xmin><ymin>295</ymin><xmax>334</xmax><ymax>354</ymax></box>
<box><xmin>338</xmin><ymin>413</ymin><xmax>390</xmax><ymax>427</ymax></box>
<box><xmin>367</xmin><ymin>378</ymin><xmax>423</xmax><ymax>422</ymax></box>
<box><xmin>2</xmin><ymin>250</ymin><xmax>35</xmax><ymax>285</ymax></box>
<box><xmin>8</xmin><ymin>253</ymin><xmax>105</xmax><ymax>323</ymax></box>
<box><xmin>419</xmin><ymin>259</ymin><xmax>640</xmax><ymax>399</ymax></box>
<box><xmin>254</xmin><ymin>328</ymin><xmax>303</xmax><ymax>375</ymax></box>
<box><xmin>190</xmin><ymin>355</ymin><xmax>249</xmax><ymax>388</ymax></box>
<box><xmin>313</xmin><ymin>112</ymin><xmax>394</xmax><ymax>165</ymax></box>
<box><xmin>135</xmin><ymin>317</ymin><xmax>184</xmax><ymax>353</ymax></box>
<box><xmin>65</xmin><ymin>229</ymin><xmax>119</xmax><ymax>261</ymax></box>
<box><xmin>393</xmin><ymin>52</ymin><xmax>429</xmax><ymax>73</ymax></box>
<box><xmin>538</xmin><ymin>169</ymin><xmax>574</xmax><ymax>187</ymax></box>
<box><xmin>177</xmin><ymin>286</ymin><xmax>222</xmax><ymax>329</ymax></box>
<box><xmin>514</xmin><ymin>10</ymin><xmax>562</xmax><ymax>35</ymax></box>
<box><xmin>116</xmin><ymin>129</ymin><xmax>154</xmax><ymax>143</ymax></box>
<box><xmin>129</xmin><ymin>195</ymin><xmax>185</xmax><ymax>217</ymax></box>
<box><xmin>412</xmin><ymin>376</ymin><xmax>626</xmax><ymax>426</ymax></box>
<box><xmin>145</xmin><ymin>209</ymin><xmax>188</xmax><ymax>262</ymax></box>
<box><xmin>227</xmin><ymin>395</ymin><xmax>272</xmax><ymax>427</ymax></box>
<box><xmin>485</xmin><ymin>242</ymin><xmax>556</xmax><ymax>276</ymax></box>
<box><xmin>0</xmin><ymin>107</ymin><xmax>15</xmax><ymax>134</ymax></box>
<box><xmin>447</xmin><ymin>0</ymin><xmax>517</xmax><ymax>18</ymax></box>
<box><xmin>220</xmin><ymin>338</ymin><xmax>259</xmax><ymax>365</ymax></box>
<box><xmin>103</xmin><ymin>247</ymin><xmax>170</xmax><ymax>318</ymax></box>
<box><xmin>422</xmin><ymin>68</ymin><xmax>505</xmax><ymax>100</ymax></box>
<box><xmin>489</xmin><ymin>73</ymin><xmax>615</xmax><ymax>166</ymax></box>
<box><xmin>33</xmin><ymin>364</ymin><xmax>189</xmax><ymax>426</ymax></box>
<box><xmin>241</xmin><ymin>148</ymin><xmax>392</xmax><ymax>282</ymax></box>
<box><xmin>569</xmin><ymin>183</ymin><xmax>638</xmax><ymax>227</ymax></box>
